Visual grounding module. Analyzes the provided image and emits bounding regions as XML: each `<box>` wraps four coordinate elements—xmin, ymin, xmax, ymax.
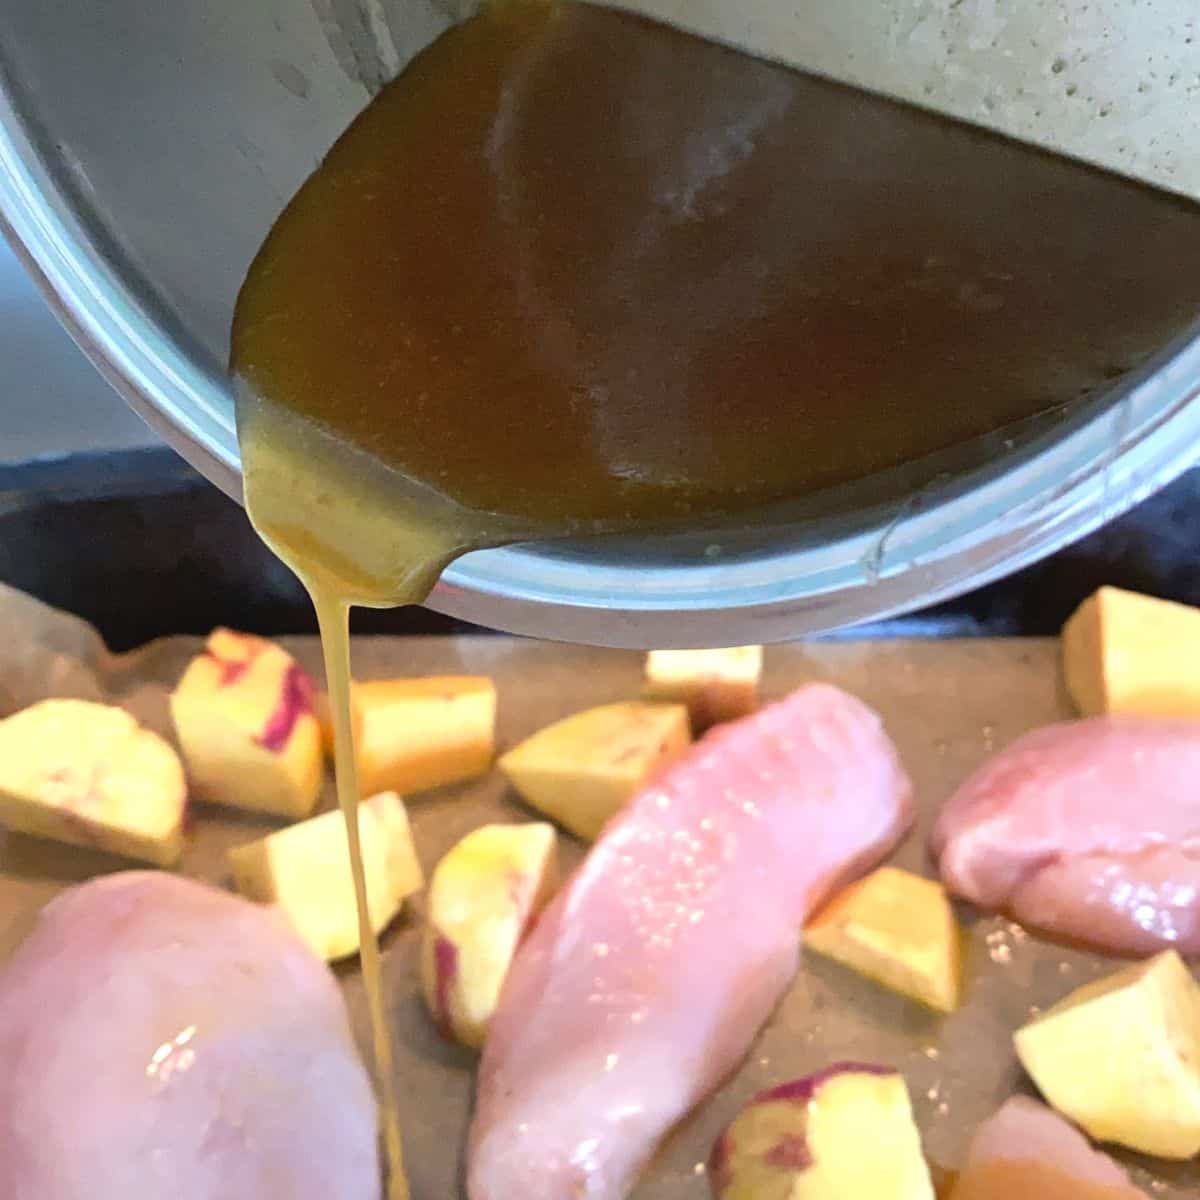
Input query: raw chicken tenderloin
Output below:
<box><xmin>951</xmin><ymin>1096</ymin><xmax>1142</xmax><ymax>1199</ymax></box>
<box><xmin>932</xmin><ymin>717</ymin><xmax>1200</xmax><ymax>954</ymax></box>
<box><xmin>469</xmin><ymin>683</ymin><xmax>913</xmax><ymax>1200</ymax></box>
<box><xmin>0</xmin><ymin>872</ymin><xmax>379</xmax><ymax>1200</ymax></box>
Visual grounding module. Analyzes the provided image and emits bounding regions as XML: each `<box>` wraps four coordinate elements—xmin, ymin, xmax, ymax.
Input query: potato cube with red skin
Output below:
<box><xmin>421</xmin><ymin>822</ymin><xmax>557</xmax><ymax>1049</ymax></box>
<box><xmin>170</xmin><ymin>629</ymin><xmax>323</xmax><ymax>819</ymax></box>
<box><xmin>319</xmin><ymin>676</ymin><xmax>496</xmax><ymax>796</ymax></box>
<box><xmin>710</xmin><ymin>1064</ymin><xmax>934</xmax><ymax>1200</ymax></box>
<box><xmin>0</xmin><ymin>699</ymin><xmax>185</xmax><ymax>866</ymax></box>
<box><xmin>643</xmin><ymin>646</ymin><xmax>763</xmax><ymax>731</ymax></box>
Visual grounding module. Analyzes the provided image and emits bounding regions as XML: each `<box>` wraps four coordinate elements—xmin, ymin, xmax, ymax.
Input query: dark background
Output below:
<box><xmin>1</xmin><ymin>447</ymin><xmax>1196</xmax><ymax>651</ymax></box>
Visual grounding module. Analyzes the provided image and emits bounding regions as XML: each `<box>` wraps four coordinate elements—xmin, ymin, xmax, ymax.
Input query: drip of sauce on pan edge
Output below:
<box><xmin>231</xmin><ymin>2</ymin><xmax>1200</xmax><ymax>1193</ymax></box>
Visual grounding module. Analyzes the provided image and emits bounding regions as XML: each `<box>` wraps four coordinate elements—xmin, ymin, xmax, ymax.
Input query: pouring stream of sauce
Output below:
<box><xmin>232</xmin><ymin>3</ymin><xmax>1200</xmax><ymax>1193</ymax></box>
<box><xmin>315</xmin><ymin>597</ymin><xmax>410</xmax><ymax>1199</ymax></box>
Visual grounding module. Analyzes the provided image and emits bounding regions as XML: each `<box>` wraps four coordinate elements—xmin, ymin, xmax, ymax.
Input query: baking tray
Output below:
<box><xmin>0</xmin><ymin>581</ymin><xmax>1193</xmax><ymax>1196</ymax></box>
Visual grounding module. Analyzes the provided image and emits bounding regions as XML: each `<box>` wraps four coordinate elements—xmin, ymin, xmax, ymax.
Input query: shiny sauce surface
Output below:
<box><xmin>233</xmin><ymin>0</ymin><xmax>1200</xmax><ymax>592</ymax></box>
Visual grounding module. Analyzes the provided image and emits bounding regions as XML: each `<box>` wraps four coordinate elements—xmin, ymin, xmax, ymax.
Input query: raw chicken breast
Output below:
<box><xmin>470</xmin><ymin>683</ymin><xmax>913</xmax><ymax>1200</ymax></box>
<box><xmin>0</xmin><ymin>872</ymin><xmax>379</xmax><ymax>1200</ymax></box>
<box><xmin>932</xmin><ymin>718</ymin><xmax>1200</xmax><ymax>954</ymax></box>
<box><xmin>951</xmin><ymin>1096</ymin><xmax>1142</xmax><ymax>1199</ymax></box>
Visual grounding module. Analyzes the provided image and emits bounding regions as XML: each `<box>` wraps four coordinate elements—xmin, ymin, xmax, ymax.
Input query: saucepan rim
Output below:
<box><xmin>2</xmin><ymin>80</ymin><xmax>1198</xmax><ymax>648</ymax></box>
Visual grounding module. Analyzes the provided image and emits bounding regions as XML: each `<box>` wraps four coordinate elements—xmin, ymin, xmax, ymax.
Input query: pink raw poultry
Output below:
<box><xmin>469</xmin><ymin>683</ymin><xmax>913</xmax><ymax>1200</ymax></box>
<box><xmin>932</xmin><ymin>717</ymin><xmax>1200</xmax><ymax>954</ymax></box>
<box><xmin>0</xmin><ymin>872</ymin><xmax>380</xmax><ymax>1200</ymax></box>
<box><xmin>951</xmin><ymin>1096</ymin><xmax>1142</xmax><ymax>1198</ymax></box>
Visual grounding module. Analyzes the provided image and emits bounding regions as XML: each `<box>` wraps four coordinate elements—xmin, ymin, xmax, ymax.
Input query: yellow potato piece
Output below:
<box><xmin>1015</xmin><ymin>950</ymin><xmax>1200</xmax><ymax>1158</ymax></box>
<box><xmin>421</xmin><ymin>822</ymin><xmax>557</xmax><ymax>1048</ymax></box>
<box><xmin>712</xmin><ymin>1067</ymin><xmax>934</xmax><ymax>1200</ymax></box>
<box><xmin>499</xmin><ymin>701</ymin><xmax>690</xmax><ymax>840</ymax></box>
<box><xmin>319</xmin><ymin>676</ymin><xmax>496</xmax><ymax>796</ymax></box>
<box><xmin>0</xmin><ymin>699</ymin><xmax>185</xmax><ymax>866</ymax></box>
<box><xmin>1062</xmin><ymin>586</ymin><xmax>1200</xmax><ymax>718</ymax></box>
<box><xmin>171</xmin><ymin>628</ymin><xmax>323</xmax><ymax>818</ymax></box>
<box><xmin>804</xmin><ymin>867</ymin><xmax>962</xmax><ymax>1013</ymax></box>
<box><xmin>228</xmin><ymin>791</ymin><xmax>423</xmax><ymax>961</ymax></box>
<box><xmin>643</xmin><ymin>646</ymin><xmax>763</xmax><ymax>730</ymax></box>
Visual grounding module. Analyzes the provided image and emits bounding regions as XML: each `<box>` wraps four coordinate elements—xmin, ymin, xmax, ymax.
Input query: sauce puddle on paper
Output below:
<box><xmin>231</xmin><ymin>2</ymin><xmax>1200</xmax><ymax>1193</ymax></box>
